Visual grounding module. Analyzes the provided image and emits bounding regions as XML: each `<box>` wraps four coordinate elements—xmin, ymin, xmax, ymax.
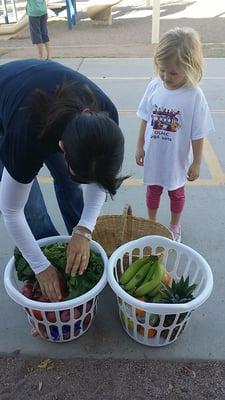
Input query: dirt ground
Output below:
<box><xmin>1</xmin><ymin>357</ymin><xmax>225</xmax><ymax>399</ymax></box>
<box><xmin>1</xmin><ymin>0</ymin><xmax>225</xmax><ymax>59</ymax></box>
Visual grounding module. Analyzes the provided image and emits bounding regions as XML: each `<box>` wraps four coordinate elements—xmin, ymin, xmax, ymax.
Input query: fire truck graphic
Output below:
<box><xmin>151</xmin><ymin>105</ymin><xmax>181</xmax><ymax>132</ymax></box>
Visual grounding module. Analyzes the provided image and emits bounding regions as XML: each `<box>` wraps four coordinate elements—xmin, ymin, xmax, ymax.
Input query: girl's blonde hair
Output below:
<box><xmin>154</xmin><ymin>27</ymin><xmax>203</xmax><ymax>87</ymax></box>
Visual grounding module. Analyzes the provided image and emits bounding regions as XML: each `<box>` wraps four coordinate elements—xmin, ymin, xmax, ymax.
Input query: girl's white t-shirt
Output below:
<box><xmin>137</xmin><ymin>78</ymin><xmax>215</xmax><ymax>190</ymax></box>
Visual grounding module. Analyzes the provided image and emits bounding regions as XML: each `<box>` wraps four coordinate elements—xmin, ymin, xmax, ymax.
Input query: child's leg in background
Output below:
<box><xmin>146</xmin><ymin>185</ymin><xmax>163</xmax><ymax>221</ymax></box>
<box><xmin>29</xmin><ymin>16</ymin><xmax>44</xmax><ymax>59</ymax></box>
<box><xmin>36</xmin><ymin>43</ymin><xmax>44</xmax><ymax>59</ymax></box>
<box><xmin>44</xmin><ymin>42</ymin><xmax>51</xmax><ymax>59</ymax></box>
<box><xmin>168</xmin><ymin>186</ymin><xmax>185</xmax><ymax>240</ymax></box>
<box><xmin>40</xmin><ymin>14</ymin><xmax>51</xmax><ymax>59</ymax></box>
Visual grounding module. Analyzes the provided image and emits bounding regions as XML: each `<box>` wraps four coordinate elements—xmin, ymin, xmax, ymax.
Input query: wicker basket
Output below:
<box><xmin>92</xmin><ymin>205</ymin><xmax>173</xmax><ymax>257</ymax></box>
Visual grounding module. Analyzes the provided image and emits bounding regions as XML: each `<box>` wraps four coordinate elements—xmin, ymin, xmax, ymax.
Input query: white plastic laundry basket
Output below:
<box><xmin>108</xmin><ymin>236</ymin><xmax>213</xmax><ymax>347</ymax></box>
<box><xmin>4</xmin><ymin>236</ymin><xmax>108</xmax><ymax>342</ymax></box>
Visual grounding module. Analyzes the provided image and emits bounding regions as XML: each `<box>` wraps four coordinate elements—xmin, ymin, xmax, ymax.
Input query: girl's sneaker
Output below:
<box><xmin>169</xmin><ymin>224</ymin><xmax>181</xmax><ymax>242</ymax></box>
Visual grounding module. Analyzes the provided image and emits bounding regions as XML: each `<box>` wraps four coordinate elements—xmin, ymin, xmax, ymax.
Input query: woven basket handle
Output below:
<box><xmin>117</xmin><ymin>204</ymin><xmax>133</xmax><ymax>246</ymax></box>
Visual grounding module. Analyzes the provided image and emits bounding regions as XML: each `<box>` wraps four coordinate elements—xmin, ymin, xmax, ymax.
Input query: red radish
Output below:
<box><xmin>60</xmin><ymin>310</ymin><xmax>70</xmax><ymax>322</ymax></box>
<box><xmin>74</xmin><ymin>307</ymin><xmax>82</xmax><ymax>319</ymax></box>
<box><xmin>32</xmin><ymin>288</ymin><xmax>49</xmax><ymax>302</ymax></box>
<box><xmin>32</xmin><ymin>310</ymin><xmax>43</xmax><ymax>320</ymax></box>
<box><xmin>21</xmin><ymin>283</ymin><xmax>33</xmax><ymax>299</ymax></box>
<box><xmin>86</xmin><ymin>301</ymin><xmax>93</xmax><ymax>313</ymax></box>
<box><xmin>38</xmin><ymin>323</ymin><xmax>48</xmax><ymax>338</ymax></box>
<box><xmin>45</xmin><ymin>312</ymin><xmax>56</xmax><ymax>323</ymax></box>
<box><xmin>83</xmin><ymin>314</ymin><xmax>91</xmax><ymax>328</ymax></box>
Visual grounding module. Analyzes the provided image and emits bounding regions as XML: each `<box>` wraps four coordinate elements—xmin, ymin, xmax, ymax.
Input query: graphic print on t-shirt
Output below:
<box><xmin>151</xmin><ymin>105</ymin><xmax>181</xmax><ymax>132</ymax></box>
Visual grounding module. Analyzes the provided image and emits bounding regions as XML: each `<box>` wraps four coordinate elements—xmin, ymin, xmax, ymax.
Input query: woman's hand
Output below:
<box><xmin>66</xmin><ymin>234</ymin><xmax>90</xmax><ymax>277</ymax></box>
<box><xmin>187</xmin><ymin>162</ymin><xmax>201</xmax><ymax>181</ymax></box>
<box><xmin>36</xmin><ymin>265</ymin><xmax>62</xmax><ymax>302</ymax></box>
<box><xmin>135</xmin><ymin>147</ymin><xmax>145</xmax><ymax>166</ymax></box>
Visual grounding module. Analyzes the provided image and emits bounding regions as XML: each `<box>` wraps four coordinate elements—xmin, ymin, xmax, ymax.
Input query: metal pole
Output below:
<box><xmin>1</xmin><ymin>0</ymin><xmax>9</xmax><ymax>23</ymax></box>
<box><xmin>66</xmin><ymin>0</ymin><xmax>75</xmax><ymax>30</ymax></box>
<box><xmin>11</xmin><ymin>0</ymin><xmax>18</xmax><ymax>22</ymax></box>
<box><xmin>151</xmin><ymin>0</ymin><xmax>160</xmax><ymax>44</ymax></box>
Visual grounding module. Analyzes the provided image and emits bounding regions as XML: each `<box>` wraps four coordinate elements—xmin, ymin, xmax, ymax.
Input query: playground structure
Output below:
<box><xmin>86</xmin><ymin>0</ymin><xmax>121</xmax><ymax>25</ymax></box>
<box><xmin>0</xmin><ymin>1</ymin><xmax>162</xmax><ymax>42</ymax></box>
<box><xmin>0</xmin><ymin>13</ymin><xmax>28</xmax><ymax>38</ymax></box>
<box><xmin>0</xmin><ymin>0</ymin><xmax>77</xmax><ymax>34</ymax></box>
<box><xmin>1</xmin><ymin>0</ymin><xmax>17</xmax><ymax>24</ymax></box>
<box><xmin>52</xmin><ymin>0</ymin><xmax>77</xmax><ymax>30</ymax></box>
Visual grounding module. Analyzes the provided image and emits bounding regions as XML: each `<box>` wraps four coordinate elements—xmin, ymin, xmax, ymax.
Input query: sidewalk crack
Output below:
<box><xmin>77</xmin><ymin>58</ymin><xmax>85</xmax><ymax>71</ymax></box>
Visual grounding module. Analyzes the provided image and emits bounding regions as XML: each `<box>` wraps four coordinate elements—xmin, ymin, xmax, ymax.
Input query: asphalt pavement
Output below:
<box><xmin>1</xmin><ymin>1</ymin><xmax>225</xmax><ymax>397</ymax></box>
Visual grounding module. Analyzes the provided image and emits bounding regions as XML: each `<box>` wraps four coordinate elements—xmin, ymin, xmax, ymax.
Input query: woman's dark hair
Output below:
<box><xmin>29</xmin><ymin>80</ymin><xmax>127</xmax><ymax>196</ymax></box>
<box><xmin>29</xmin><ymin>80</ymin><xmax>98</xmax><ymax>143</ymax></box>
<box><xmin>62</xmin><ymin>112</ymin><xmax>126</xmax><ymax>196</ymax></box>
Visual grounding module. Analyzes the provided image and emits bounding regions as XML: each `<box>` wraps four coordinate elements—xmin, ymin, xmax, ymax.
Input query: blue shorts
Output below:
<box><xmin>29</xmin><ymin>14</ymin><xmax>49</xmax><ymax>44</ymax></box>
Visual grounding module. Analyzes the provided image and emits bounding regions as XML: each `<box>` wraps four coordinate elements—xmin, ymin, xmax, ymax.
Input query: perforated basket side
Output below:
<box><xmin>4</xmin><ymin>236</ymin><xmax>108</xmax><ymax>342</ymax></box>
<box><xmin>108</xmin><ymin>236</ymin><xmax>213</xmax><ymax>314</ymax></box>
<box><xmin>25</xmin><ymin>296</ymin><xmax>99</xmax><ymax>342</ymax></box>
<box><xmin>108</xmin><ymin>236</ymin><xmax>213</xmax><ymax>346</ymax></box>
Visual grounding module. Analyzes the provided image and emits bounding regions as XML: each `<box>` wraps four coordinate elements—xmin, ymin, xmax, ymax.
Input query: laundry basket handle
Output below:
<box><xmin>117</xmin><ymin>204</ymin><xmax>132</xmax><ymax>247</ymax></box>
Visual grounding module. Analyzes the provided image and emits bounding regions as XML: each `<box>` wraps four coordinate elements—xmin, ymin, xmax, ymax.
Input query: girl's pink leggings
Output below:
<box><xmin>146</xmin><ymin>185</ymin><xmax>185</xmax><ymax>213</ymax></box>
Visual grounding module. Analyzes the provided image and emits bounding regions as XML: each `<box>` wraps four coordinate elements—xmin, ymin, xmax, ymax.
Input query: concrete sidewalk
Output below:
<box><xmin>0</xmin><ymin>57</ymin><xmax>225</xmax><ymax>362</ymax></box>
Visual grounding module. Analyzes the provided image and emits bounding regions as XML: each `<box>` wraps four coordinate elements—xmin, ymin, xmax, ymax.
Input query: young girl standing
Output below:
<box><xmin>26</xmin><ymin>0</ymin><xmax>51</xmax><ymax>59</ymax></box>
<box><xmin>136</xmin><ymin>27</ymin><xmax>214</xmax><ymax>242</ymax></box>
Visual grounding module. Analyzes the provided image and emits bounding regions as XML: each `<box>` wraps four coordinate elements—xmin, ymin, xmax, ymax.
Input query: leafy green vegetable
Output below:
<box><xmin>14</xmin><ymin>243</ymin><xmax>104</xmax><ymax>300</ymax></box>
<box><xmin>66</xmin><ymin>251</ymin><xmax>104</xmax><ymax>300</ymax></box>
<box><xmin>14</xmin><ymin>247</ymin><xmax>36</xmax><ymax>283</ymax></box>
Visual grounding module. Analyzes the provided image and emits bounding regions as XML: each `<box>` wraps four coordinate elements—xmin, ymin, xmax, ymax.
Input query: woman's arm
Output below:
<box><xmin>0</xmin><ymin>168</ymin><xmax>50</xmax><ymax>272</ymax></box>
<box><xmin>0</xmin><ymin>168</ymin><xmax>62</xmax><ymax>301</ymax></box>
<box><xmin>66</xmin><ymin>183</ymin><xmax>106</xmax><ymax>276</ymax></box>
<box><xmin>78</xmin><ymin>183</ymin><xmax>106</xmax><ymax>231</ymax></box>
